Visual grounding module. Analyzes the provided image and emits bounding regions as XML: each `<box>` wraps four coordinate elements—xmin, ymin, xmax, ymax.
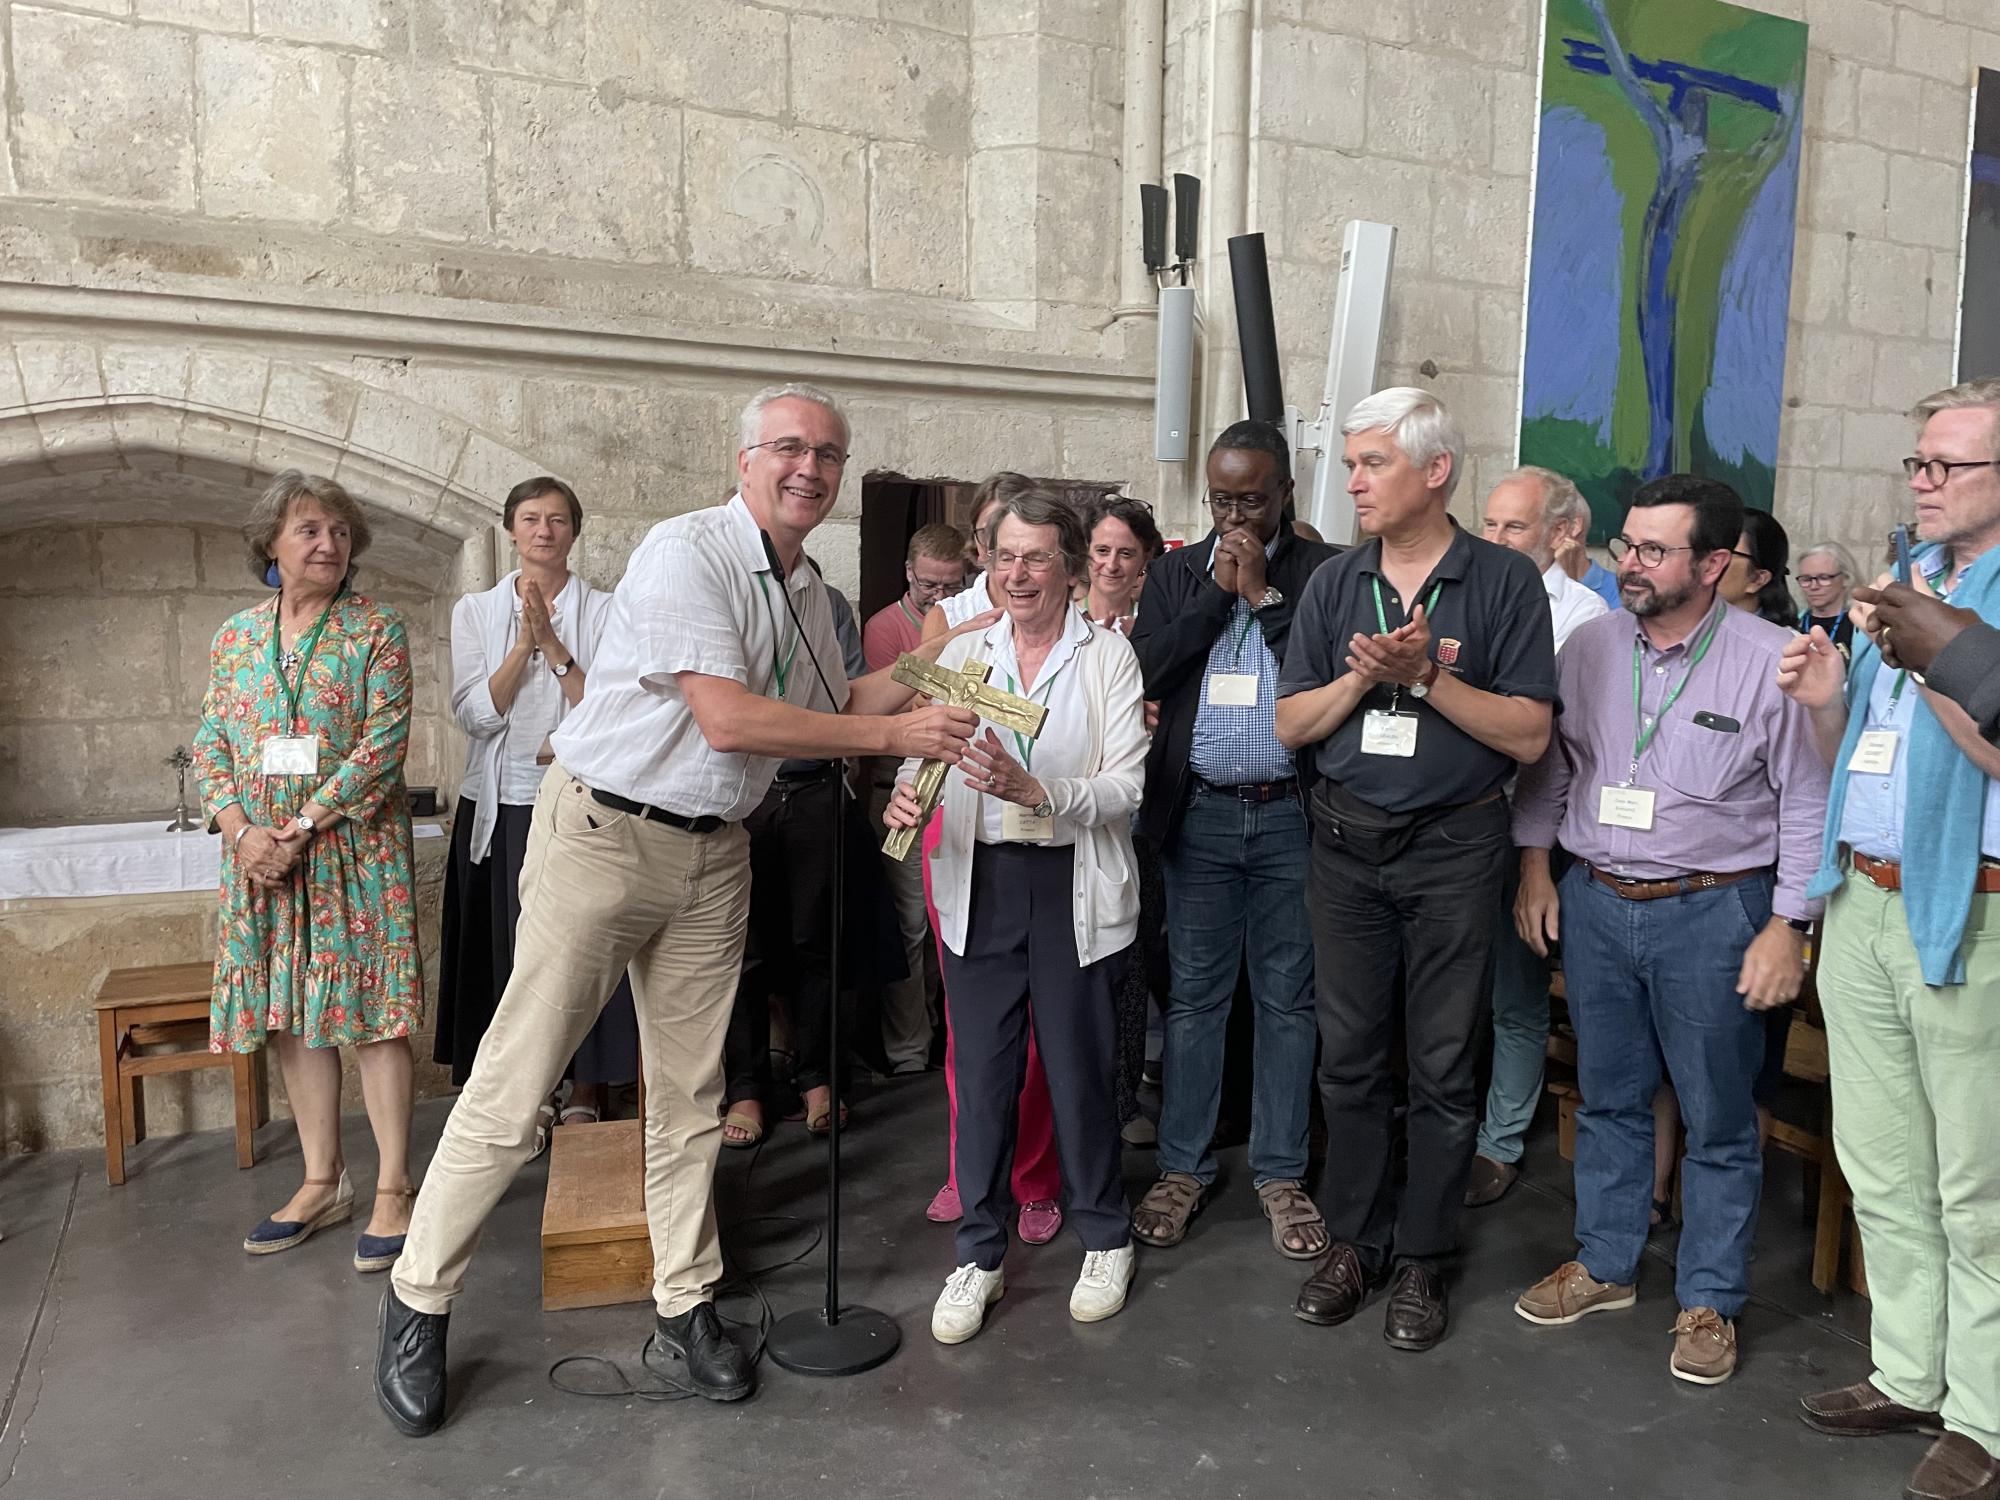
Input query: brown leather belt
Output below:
<box><xmin>1852</xmin><ymin>850</ymin><xmax>2000</xmax><ymax>893</ymax></box>
<box><xmin>1586</xmin><ymin>863</ymin><xmax>1765</xmax><ymax>902</ymax></box>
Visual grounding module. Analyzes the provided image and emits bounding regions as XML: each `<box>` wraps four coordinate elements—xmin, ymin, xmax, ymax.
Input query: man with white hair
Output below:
<box><xmin>374</xmin><ymin>383</ymin><xmax>985</xmax><ymax>1435</ymax></box>
<box><xmin>1276</xmin><ymin>388</ymin><xmax>1557</xmax><ymax>1351</ymax></box>
<box><xmin>1463</xmin><ymin>466</ymin><xmax>1608</xmax><ymax>1205</ymax></box>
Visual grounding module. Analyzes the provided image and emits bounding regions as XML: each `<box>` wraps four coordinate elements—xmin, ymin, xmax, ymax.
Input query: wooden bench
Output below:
<box><xmin>94</xmin><ymin>962</ymin><xmax>265</xmax><ymax>1186</ymax></box>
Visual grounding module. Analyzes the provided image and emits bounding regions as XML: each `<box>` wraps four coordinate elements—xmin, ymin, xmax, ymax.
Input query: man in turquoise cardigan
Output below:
<box><xmin>1777</xmin><ymin>377</ymin><xmax>2000</xmax><ymax>1500</ymax></box>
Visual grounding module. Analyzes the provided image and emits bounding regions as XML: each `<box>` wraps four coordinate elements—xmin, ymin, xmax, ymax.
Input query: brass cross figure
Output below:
<box><xmin>882</xmin><ymin>654</ymin><xmax>1048</xmax><ymax>860</ymax></box>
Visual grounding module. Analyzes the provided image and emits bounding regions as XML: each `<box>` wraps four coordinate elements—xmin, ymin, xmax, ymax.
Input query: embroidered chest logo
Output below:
<box><xmin>1436</xmin><ymin>638</ymin><xmax>1462</xmax><ymax>667</ymax></box>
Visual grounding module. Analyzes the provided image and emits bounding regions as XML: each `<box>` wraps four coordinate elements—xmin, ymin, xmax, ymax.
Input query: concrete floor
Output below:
<box><xmin>0</xmin><ymin>1077</ymin><xmax>1908</xmax><ymax>1500</ymax></box>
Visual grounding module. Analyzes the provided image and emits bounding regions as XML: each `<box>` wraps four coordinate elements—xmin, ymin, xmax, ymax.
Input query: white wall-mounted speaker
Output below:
<box><xmin>1154</xmin><ymin>286</ymin><xmax>1197</xmax><ymax>464</ymax></box>
<box><xmin>1306</xmin><ymin>221</ymin><xmax>1397</xmax><ymax>544</ymax></box>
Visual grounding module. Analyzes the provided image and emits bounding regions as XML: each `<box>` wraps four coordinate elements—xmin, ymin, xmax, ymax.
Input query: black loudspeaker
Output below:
<box><xmin>1228</xmin><ymin>232</ymin><xmax>1285</xmax><ymax>425</ymax></box>
<box><xmin>1173</xmin><ymin>173</ymin><xmax>1201</xmax><ymax>265</ymax></box>
<box><xmin>1140</xmin><ymin>183</ymin><xmax>1168</xmax><ymax>275</ymax></box>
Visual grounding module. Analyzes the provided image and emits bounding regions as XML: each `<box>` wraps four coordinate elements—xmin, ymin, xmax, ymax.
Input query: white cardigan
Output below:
<box><xmin>910</xmin><ymin>618</ymin><xmax>1148</xmax><ymax>968</ymax></box>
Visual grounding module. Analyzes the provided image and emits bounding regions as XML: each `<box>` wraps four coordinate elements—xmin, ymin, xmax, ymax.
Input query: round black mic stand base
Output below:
<box><xmin>766</xmin><ymin>1304</ymin><xmax>901</xmax><ymax>1377</ymax></box>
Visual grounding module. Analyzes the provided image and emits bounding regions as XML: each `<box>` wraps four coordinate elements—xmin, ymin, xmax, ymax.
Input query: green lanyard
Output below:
<box><xmin>1229</xmin><ymin>606</ymin><xmax>1259</xmax><ymax>665</ymax></box>
<box><xmin>1369</xmin><ymin>575</ymin><xmax>1444</xmax><ymax>634</ymax></box>
<box><xmin>1627</xmin><ymin>602</ymin><xmax>1725</xmax><ymax>782</ymax></box>
<box><xmin>755</xmin><ymin>574</ymin><xmax>800</xmax><ymax>700</ymax></box>
<box><xmin>268</xmin><ymin>594</ymin><xmax>338</xmax><ymax>730</ymax></box>
<box><xmin>1002</xmin><ymin>663</ymin><xmax>1067</xmax><ymax>769</ymax></box>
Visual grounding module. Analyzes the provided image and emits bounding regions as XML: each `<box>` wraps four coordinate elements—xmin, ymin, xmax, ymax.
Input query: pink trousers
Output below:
<box><xmin>923</xmin><ymin>813</ymin><xmax>1062</xmax><ymax>1201</ymax></box>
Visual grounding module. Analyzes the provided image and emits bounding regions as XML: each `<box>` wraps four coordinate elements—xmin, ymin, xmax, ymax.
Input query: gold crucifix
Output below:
<box><xmin>882</xmin><ymin>654</ymin><xmax>1048</xmax><ymax>860</ymax></box>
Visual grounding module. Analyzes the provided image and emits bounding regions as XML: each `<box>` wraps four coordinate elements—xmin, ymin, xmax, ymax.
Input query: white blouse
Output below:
<box><xmin>972</xmin><ymin>608</ymin><xmax>1093</xmax><ymax>847</ymax></box>
<box><xmin>941</xmin><ymin>569</ymin><xmax>997</xmax><ymax>627</ymax></box>
<box><xmin>451</xmin><ymin>570</ymin><xmax>615</xmax><ymax>861</ymax></box>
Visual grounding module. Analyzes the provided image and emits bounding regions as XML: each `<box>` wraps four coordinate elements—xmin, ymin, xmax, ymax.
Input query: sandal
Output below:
<box><xmin>558</xmin><ymin>1104</ymin><xmax>601</xmax><ymax>1128</ymax></box>
<box><xmin>722</xmin><ymin>1105</ymin><xmax>765</xmax><ymax>1150</ymax></box>
<box><xmin>805</xmin><ymin>1102</ymin><xmax>850</xmax><ymax>1137</ymax></box>
<box><xmin>1257</xmin><ymin>1179</ymin><xmax>1330</xmax><ymax>1261</ymax></box>
<box><xmin>1130</xmin><ymin>1171</ymin><xmax>1205</xmax><ymax>1248</ymax></box>
<box><xmin>530</xmin><ymin>1100</ymin><xmax>558</xmax><ymax>1161</ymax></box>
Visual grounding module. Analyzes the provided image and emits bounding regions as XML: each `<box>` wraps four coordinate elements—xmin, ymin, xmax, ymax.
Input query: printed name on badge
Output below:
<box><xmin>1360</xmin><ymin>709</ymin><xmax>1419</xmax><ymax>758</ymax></box>
<box><xmin>261</xmin><ymin>735</ymin><xmax>320</xmax><ymax>777</ymax></box>
<box><xmin>1598</xmin><ymin>784</ymin><xmax>1656</xmax><ymax>830</ymax></box>
<box><xmin>1847</xmin><ymin>730</ymin><xmax>1899</xmax><ymax>776</ymax></box>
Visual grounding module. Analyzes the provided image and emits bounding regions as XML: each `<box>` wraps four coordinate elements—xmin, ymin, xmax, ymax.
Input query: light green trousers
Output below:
<box><xmin>1818</xmin><ymin>870</ymin><xmax>2000</xmax><ymax>1456</ymax></box>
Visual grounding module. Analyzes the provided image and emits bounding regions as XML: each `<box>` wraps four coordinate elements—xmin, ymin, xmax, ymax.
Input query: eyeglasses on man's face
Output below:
<box><xmin>1206</xmin><ymin>490</ymin><xmax>1277</xmax><ymax>519</ymax></box>
<box><xmin>1607</xmin><ymin>536</ymin><xmax>1696</xmax><ymax>570</ymax></box>
<box><xmin>1902</xmin><ymin>456</ymin><xmax>1997</xmax><ymax>488</ymax></box>
<box><xmin>908</xmin><ymin>571</ymin><xmax>965</xmax><ymax>598</ymax></box>
<box><xmin>747</xmin><ymin>437</ymin><xmax>848</xmax><ymax>468</ymax></box>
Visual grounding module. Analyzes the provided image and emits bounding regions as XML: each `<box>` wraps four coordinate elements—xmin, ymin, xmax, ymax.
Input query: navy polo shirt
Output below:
<box><xmin>1276</xmin><ymin>524</ymin><xmax>1557</xmax><ymax>814</ymax></box>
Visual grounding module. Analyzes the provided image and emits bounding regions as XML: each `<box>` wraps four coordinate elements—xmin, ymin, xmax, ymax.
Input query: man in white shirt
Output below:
<box><xmin>376</xmin><ymin>383</ymin><xmax>983</xmax><ymax>1436</ymax></box>
<box><xmin>1465</xmin><ymin>466</ymin><xmax>1608</xmax><ymax>1206</ymax></box>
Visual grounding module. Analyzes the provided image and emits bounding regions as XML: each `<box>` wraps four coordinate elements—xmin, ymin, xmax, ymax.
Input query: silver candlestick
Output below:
<box><xmin>165</xmin><ymin>746</ymin><xmax>198</xmax><ymax>832</ymax></box>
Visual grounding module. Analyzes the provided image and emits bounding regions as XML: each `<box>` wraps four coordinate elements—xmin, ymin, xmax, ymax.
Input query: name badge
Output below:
<box><xmin>1598</xmin><ymin>784</ymin><xmax>1656</xmax><ymax>830</ymax></box>
<box><xmin>261</xmin><ymin>735</ymin><xmax>320</xmax><ymax>776</ymax></box>
<box><xmin>1360</xmin><ymin>709</ymin><xmax>1418</xmax><ymax>758</ymax></box>
<box><xmin>1847</xmin><ymin>729</ymin><xmax>1899</xmax><ymax>776</ymax></box>
<box><xmin>1208</xmin><ymin>672</ymin><xmax>1259</xmax><ymax>707</ymax></box>
<box><xmin>1002</xmin><ymin>803</ymin><xmax>1054</xmax><ymax>842</ymax></box>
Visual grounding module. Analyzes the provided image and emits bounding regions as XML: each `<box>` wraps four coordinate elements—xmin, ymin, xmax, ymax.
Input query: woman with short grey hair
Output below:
<box><xmin>1795</xmin><ymin>540</ymin><xmax>1860</xmax><ymax>659</ymax></box>
<box><xmin>196</xmin><ymin>468</ymin><xmax>423</xmax><ymax>1274</ymax></box>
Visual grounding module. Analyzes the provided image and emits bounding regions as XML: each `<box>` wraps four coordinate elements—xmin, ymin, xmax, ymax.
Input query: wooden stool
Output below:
<box><xmin>94</xmin><ymin>962</ymin><xmax>265</xmax><ymax>1186</ymax></box>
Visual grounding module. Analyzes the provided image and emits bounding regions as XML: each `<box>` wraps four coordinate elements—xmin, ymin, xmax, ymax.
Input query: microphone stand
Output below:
<box><xmin>759</xmin><ymin>532</ymin><xmax>900</xmax><ymax>1377</ymax></box>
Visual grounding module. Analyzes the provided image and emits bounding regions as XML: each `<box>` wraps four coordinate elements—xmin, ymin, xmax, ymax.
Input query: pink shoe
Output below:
<box><xmin>926</xmin><ymin>1184</ymin><xmax>962</xmax><ymax>1223</ymax></box>
<box><xmin>1018</xmin><ymin>1200</ymin><xmax>1062</xmax><ymax>1245</ymax></box>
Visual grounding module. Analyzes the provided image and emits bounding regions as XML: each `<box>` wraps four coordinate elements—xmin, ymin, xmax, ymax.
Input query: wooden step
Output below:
<box><xmin>540</xmin><ymin>1117</ymin><xmax>653</xmax><ymax>1312</ymax></box>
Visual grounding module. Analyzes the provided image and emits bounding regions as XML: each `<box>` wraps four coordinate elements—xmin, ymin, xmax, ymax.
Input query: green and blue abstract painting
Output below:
<box><xmin>1521</xmin><ymin>0</ymin><xmax>1807</xmax><ymax>537</ymax></box>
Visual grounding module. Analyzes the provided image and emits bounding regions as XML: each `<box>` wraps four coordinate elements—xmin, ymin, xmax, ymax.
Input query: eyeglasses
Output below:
<box><xmin>1903</xmin><ymin>456</ymin><xmax>1997</xmax><ymax>487</ymax></box>
<box><xmin>994</xmin><ymin>550</ymin><xmax>1062</xmax><ymax>574</ymax></box>
<box><xmin>908</xmin><ymin>575</ymin><xmax>965</xmax><ymax>597</ymax></box>
<box><xmin>747</xmin><ymin>437</ymin><xmax>848</xmax><ymax>468</ymax></box>
<box><xmin>1795</xmin><ymin>572</ymin><xmax>1846</xmax><ymax>586</ymax></box>
<box><xmin>1207</xmin><ymin>491</ymin><xmax>1276</xmax><ymax>517</ymax></box>
<box><xmin>1607</xmin><ymin>536</ymin><xmax>1697</xmax><ymax>570</ymax></box>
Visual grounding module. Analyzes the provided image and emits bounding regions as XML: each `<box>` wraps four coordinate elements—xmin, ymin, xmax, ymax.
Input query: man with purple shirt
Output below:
<box><xmin>1508</xmin><ymin>474</ymin><xmax>1829</xmax><ymax>1387</ymax></box>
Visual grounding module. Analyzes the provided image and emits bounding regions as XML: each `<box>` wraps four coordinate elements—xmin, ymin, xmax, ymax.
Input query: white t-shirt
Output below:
<box><xmin>551</xmin><ymin>495</ymin><xmax>849</xmax><ymax>819</ymax></box>
<box><xmin>941</xmin><ymin>569</ymin><xmax>998</xmax><ymax>628</ymax></box>
<box><xmin>1544</xmin><ymin>561</ymin><xmax>1610</xmax><ymax>651</ymax></box>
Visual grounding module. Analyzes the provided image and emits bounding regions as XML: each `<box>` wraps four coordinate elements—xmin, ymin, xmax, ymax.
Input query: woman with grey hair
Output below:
<box><xmin>1795</xmin><ymin>540</ymin><xmax>1860</xmax><ymax>660</ymax></box>
<box><xmin>194</xmin><ymin>469</ymin><xmax>422</xmax><ymax>1273</ymax></box>
<box><xmin>884</xmin><ymin>486</ymin><xmax>1146</xmax><ymax>1344</ymax></box>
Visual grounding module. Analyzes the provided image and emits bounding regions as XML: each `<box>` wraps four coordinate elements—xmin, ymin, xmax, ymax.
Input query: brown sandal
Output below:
<box><xmin>1131</xmin><ymin>1172</ymin><xmax>1206</xmax><ymax>1248</ymax></box>
<box><xmin>1257</xmin><ymin>1179</ymin><xmax>1329</xmax><ymax>1261</ymax></box>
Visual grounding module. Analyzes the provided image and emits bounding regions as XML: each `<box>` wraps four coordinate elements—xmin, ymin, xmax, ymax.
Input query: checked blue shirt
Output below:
<box><xmin>1188</xmin><ymin>536</ymin><xmax>1293</xmax><ymax>786</ymax></box>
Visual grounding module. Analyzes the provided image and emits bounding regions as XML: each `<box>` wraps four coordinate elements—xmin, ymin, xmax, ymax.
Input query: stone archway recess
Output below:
<box><xmin>0</xmin><ymin>357</ymin><xmax>542</xmax><ymax>592</ymax></box>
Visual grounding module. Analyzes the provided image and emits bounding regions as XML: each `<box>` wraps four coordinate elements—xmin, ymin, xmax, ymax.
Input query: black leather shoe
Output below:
<box><xmin>1294</xmin><ymin>1241</ymin><xmax>1378</xmax><ymax>1326</ymax></box>
<box><xmin>646</xmin><ymin>1302</ymin><xmax>753</xmax><ymax>1402</ymax></box>
<box><xmin>375</xmin><ymin>1288</ymin><xmax>449</xmax><ymax>1436</ymax></box>
<box><xmin>1383</xmin><ymin>1261</ymin><xmax>1449</xmax><ymax>1352</ymax></box>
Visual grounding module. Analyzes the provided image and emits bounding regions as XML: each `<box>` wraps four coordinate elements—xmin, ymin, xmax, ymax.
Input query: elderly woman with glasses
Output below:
<box><xmin>885</xmin><ymin>486</ymin><xmax>1147</xmax><ymax>1345</ymax></box>
<box><xmin>1795</xmin><ymin>541</ymin><xmax>1861</xmax><ymax>660</ymax></box>
<box><xmin>195</xmin><ymin>470</ymin><xmax>421</xmax><ymax>1273</ymax></box>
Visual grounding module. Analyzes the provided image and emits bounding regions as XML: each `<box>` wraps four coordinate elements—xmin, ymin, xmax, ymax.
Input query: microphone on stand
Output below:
<box><xmin>756</xmin><ymin>528</ymin><xmax>901</xmax><ymax>1377</ymax></box>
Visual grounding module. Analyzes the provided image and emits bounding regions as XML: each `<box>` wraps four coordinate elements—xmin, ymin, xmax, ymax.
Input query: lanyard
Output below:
<box><xmin>755</xmin><ymin>574</ymin><xmax>800</xmax><ymax>700</ymax></box>
<box><xmin>269</xmin><ymin>593</ymin><xmax>338</xmax><ymax>729</ymax></box>
<box><xmin>1626</xmin><ymin>602</ymin><xmax>1724</xmax><ymax>782</ymax></box>
<box><xmin>1369</xmin><ymin>575</ymin><xmax>1444</xmax><ymax>634</ymax></box>
<box><xmin>1002</xmin><ymin>662</ymin><xmax>1067</xmax><ymax>769</ymax></box>
<box><xmin>1229</xmin><ymin>605</ymin><xmax>1259</xmax><ymax>665</ymax></box>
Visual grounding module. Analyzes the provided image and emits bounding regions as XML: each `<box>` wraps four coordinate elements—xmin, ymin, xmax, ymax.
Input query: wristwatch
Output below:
<box><xmin>1408</xmin><ymin>660</ymin><xmax>1441</xmax><ymax>700</ymax></box>
<box><xmin>1782</xmin><ymin>916</ymin><xmax>1812</xmax><ymax>934</ymax></box>
<box><xmin>551</xmin><ymin>658</ymin><xmax>573</xmax><ymax>678</ymax></box>
<box><xmin>1032</xmin><ymin>797</ymin><xmax>1054</xmax><ymax>819</ymax></box>
<box><xmin>1253</xmin><ymin>586</ymin><xmax>1284</xmax><ymax>612</ymax></box>
<box><xmin>293</xmin><ymin>814</ymin><xmax>317</xmax><ymax>837</ymax></box>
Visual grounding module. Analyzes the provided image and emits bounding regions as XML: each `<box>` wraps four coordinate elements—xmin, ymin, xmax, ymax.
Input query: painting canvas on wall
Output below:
<box><xmin>1960</xmin><ymin>68</ymin><xmax>2000</xmax><ymax>384</ymax></box>
<box><xmin>1521</xmin><ymin>0</ymin><xmax>1808</xmax><ymax>536</ymax></box>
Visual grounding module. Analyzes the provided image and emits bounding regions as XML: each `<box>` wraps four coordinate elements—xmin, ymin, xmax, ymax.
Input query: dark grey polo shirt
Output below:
<box><xmin>1276</xmin><ymin>524</ymin><xmax>1557</xmax><ymax>814</ymax></box>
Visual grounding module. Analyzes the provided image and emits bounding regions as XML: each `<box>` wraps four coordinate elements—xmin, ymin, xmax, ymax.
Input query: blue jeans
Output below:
<box><xmin>1560</xmin><ymin>864</ymin><xmax>1769</xmax><ymax>1316</ymax></box>
<box><xmin>1156</xmin><ymin>784</ymin><xmax>1317</xmax><ymax>1186</ymax></box>
<box><xmin>1476</xmin><ymin>852</ymin><xmax>1559</xmax><ymax>1165</ymax></box>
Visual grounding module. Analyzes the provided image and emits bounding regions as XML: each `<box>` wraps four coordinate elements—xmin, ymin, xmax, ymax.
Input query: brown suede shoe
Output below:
<box><xmin>1799</xmin><ymin>1380</ymin><xmax>1942</xmax><ymax>1438</ymax></box>
<box><xmin>1905</xmin><ymin>1433</ymin><xmax>2000</xmax><ymax>1500</ymax></box>
<box><xmin>1669</xmin><ymin>1307</ymin><xmax>1737</xmax><ymax>1385</ymax></box>
<box><xmin>1463</xmin><ymin>1155</ymin><xmax>1520</xmax><ymax>1208</ymax></box>
<box><xmin>1515</xmin><ymin>1260</ymin><xmax>1637</xmax><ymax>1326</ymax></box>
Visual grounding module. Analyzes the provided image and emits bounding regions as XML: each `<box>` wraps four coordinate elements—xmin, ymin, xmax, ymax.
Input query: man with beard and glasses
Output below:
<box><xmin>1509</xmin><ymin>473</ymin><xmax>1828</xmax><ymax>1387</ymax></box>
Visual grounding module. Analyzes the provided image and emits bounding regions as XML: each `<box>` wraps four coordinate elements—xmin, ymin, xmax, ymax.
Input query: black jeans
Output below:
<box><xmin>1307</xmin><ymin>786</ymin><xmax>1511</xmax><ymax>1275</ymax></box>
<box><xmin>724</xmin><ymin>767</ymin><xmax>847</xmax><ymax>1104</ymax></box>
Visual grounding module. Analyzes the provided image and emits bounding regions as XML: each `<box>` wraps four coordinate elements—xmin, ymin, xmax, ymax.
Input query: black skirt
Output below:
<box><xmin>433</xmin><ymin>795</ymin><xmax>640</xmax><ymax>1087</ymax></box>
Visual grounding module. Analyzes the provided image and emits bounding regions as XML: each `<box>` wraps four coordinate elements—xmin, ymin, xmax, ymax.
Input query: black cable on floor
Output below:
<box><xmin>545</xmin><ymin>1132</ymin><xmax>824</xmax><ymax>1402</ymax></box>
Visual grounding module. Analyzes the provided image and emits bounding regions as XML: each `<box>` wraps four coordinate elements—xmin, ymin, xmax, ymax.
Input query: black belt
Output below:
<box><xmin>588</xmin><ymin>787</ymin><xmax>724</xmax><ymax>834</ymax></box>
<box><xmin>1196</xmin><ymin>775</ymin><xmax>1297</xmax><ymax>804</ymax></box>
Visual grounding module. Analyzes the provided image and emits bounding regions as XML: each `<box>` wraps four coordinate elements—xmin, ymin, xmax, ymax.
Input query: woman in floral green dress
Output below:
<box><xmin>195</xmin><ymin>470</ymin><xmax>423</xmax><ymax>1273</ymax></box>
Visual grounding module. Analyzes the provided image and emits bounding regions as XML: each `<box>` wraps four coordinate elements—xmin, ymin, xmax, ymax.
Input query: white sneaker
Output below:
<box><xmin>931</xmin><ymin>1262</ymin><xmax>1004</xmax><ymax>1345</ymax></box>
<box><xmin>1069</xmin><ymin>1243</ymin><xmax>1136</xmax><ymax>1323</ymax></box>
